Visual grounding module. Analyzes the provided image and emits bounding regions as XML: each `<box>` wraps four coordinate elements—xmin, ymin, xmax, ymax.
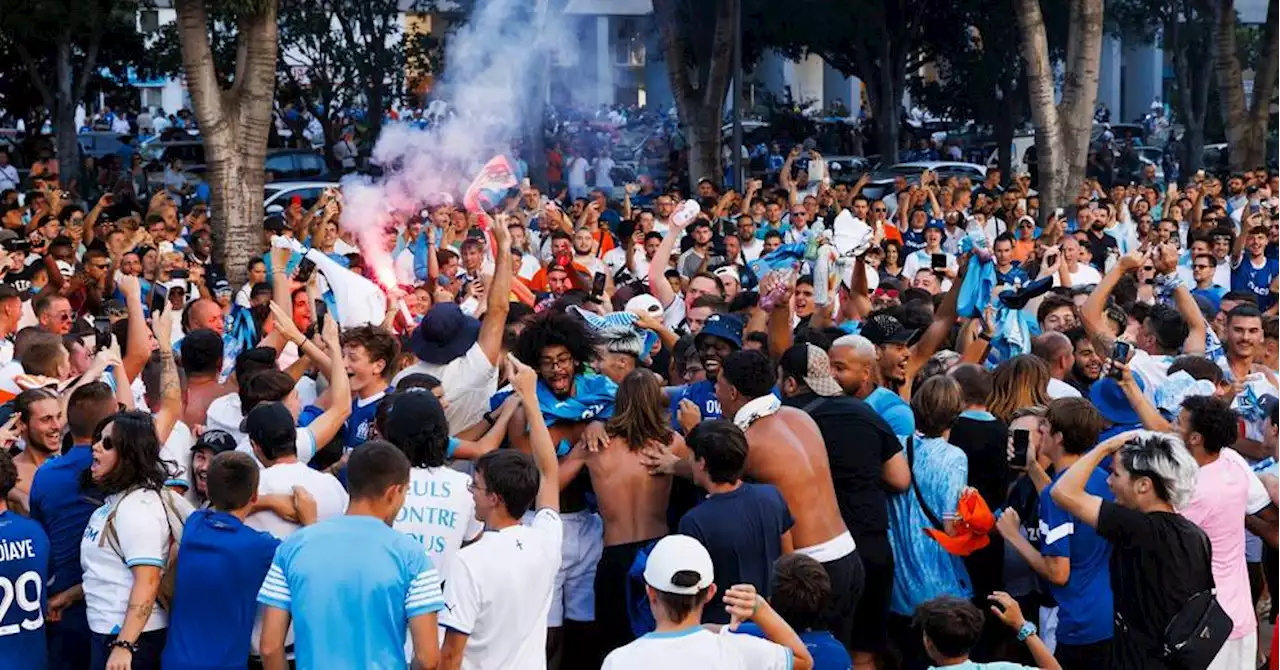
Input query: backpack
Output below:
<box><xmin>99</xmin><ymin>487</ymin><xmax>194</xmax><ymax>610</ymax></box>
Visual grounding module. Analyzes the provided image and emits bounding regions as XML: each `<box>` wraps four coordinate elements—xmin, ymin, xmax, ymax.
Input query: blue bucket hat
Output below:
<box><xmin>410</xmin><ymin>302</ymin><xmax>481</xmax><ymax>365</ymax></box>
<box><xmin>1090</xmin><ymin>374</ymin><xmax>1146</xmax><ymax>426</ymax></box>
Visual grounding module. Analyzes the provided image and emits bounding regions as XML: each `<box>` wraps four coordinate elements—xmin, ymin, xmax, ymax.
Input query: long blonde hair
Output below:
<box><xmin>987</xmin><ymin>355</ymin><xmax>1050</xmax><ymax>424</ymax></box>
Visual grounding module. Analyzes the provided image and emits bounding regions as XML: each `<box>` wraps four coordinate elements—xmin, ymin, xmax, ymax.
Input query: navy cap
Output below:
<box><xmin>695</xmin><ymin>313</ymin><xmax>743</xmax><ymax>349</ymax></box>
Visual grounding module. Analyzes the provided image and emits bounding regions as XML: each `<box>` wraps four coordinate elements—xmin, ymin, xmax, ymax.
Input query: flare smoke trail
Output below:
<box><xmin>339</xmin><ymin>0</ymin><xmax>571</xmax><ymax>291</ymax></box>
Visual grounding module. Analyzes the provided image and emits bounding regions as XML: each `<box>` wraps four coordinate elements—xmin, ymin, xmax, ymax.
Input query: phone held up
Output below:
<box><xmin>1109</xmin><ymin>341</ymin><xmax>1131</xmax><ymax>379</ymax></box>
<box><xmin>1011</xmin><ymin>429</ymin><xmax>1030</xmax><ymax>468</ymax></box>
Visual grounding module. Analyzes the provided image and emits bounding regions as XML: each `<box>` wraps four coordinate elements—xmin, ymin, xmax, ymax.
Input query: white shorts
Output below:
<box><xmin>547</xmin><ymin>510</ymin><xmax>603</xmax><ymax>626</ymax></box>
<box><xmin>1207</xmin><ymin>631</ymin><xmax>1257</xmax><ymax>670</ymax></box>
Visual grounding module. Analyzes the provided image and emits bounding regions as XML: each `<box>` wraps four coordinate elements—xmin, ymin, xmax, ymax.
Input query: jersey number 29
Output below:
<box><xmin>0</xmin><ymin>571</ymin><xmax>43</xmax><ymax>636</ymax></box>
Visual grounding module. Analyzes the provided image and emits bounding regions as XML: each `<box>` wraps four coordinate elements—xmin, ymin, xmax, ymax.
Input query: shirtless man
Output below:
<box><xmin>7</xmin><ymin>388</ymin><xmax>63</xmax><ymax>514</ymax></box>
<box><xmin>647</xmin><ymin>349</ymin><xmax>864</xmax><ymax>651</ymax></box>
<box><xmin>581</xmin><ymin>369</ymin><xmax>686</xmax><ymax>659</ymax></box>
<box><xmin>180</xmin><ymin>328</ymin><xmax>233</xmax><ymax>427</ymax></box>
<box><xmin>507</xmin><ymin>311</ymin><xmax>614</xmax><ymax>667</ymax></box>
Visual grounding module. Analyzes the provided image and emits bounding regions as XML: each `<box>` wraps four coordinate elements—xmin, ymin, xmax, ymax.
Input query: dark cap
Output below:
<box><xmin>860</xmin><ymin>314</ymin><xmax>921</xmax><ymax>346</ymax></box>
<box><xmin>241</xmin><ymin>402</ymin><xmax>296</xmax><ymax>451</ymax></box>
<box><xmin>192</xmin><ymin>428</ymin><xmax>237</xmax><ymax>456</ymax></box>
<box><xmin>695</xmin><ymin>313</ymin><xmax>744</xmax><ymax>349</ymax></box>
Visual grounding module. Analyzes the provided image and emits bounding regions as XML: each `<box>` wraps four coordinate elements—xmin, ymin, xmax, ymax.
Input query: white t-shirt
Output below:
<box><xmin>206</xmin><ymin>393</ymin><xmax>319</xmax><ymax>468</ymax></box>
<box><xmin>80</xmin><ymin>489</ymin><xmax>193</xmax><ymax>634</ymax></box>
<box><xmin>1047</xmin><ymin>377</ymin><xmax>1082</xmax><ymax>399</ymax></box>
<box><xmin>741</xmin><ymin>237</ymin><xmax>764</xmax><ymax>263</ymax></box>
<box><xmin>1127</xmin><ymin>349</ymin><xmax>1175</xmax><ymax>399</ymax></box>
<box><xmin>245</xmin><ymin>461</ymin><xmax>348</xmax><ymax>540</ymax></box>
<box><xmin>594</xmin><ymin>157</ymin><xmax>616</xmax><ymax>189</ymax></box>
<box><xmin>662</xmin><ymin>294</ymin><xmax>688</xmax><ymax>332</ymax></box>
<box><xmin>440</xmin><ymin>508</ymin><xmax>563</xmax><ymax>670</ymax></box>
<box><xmin>1052</xmin><ymin>263</ymin><xmax>1103</xmax><ymax>288</ymax></box>
<box><xmin>394</xmin><ymin>467</ymin><xmax>484</xmax><ymax>581</ymax></box>
<box><xmin>567</xmin><ymin>158</ymin><xmax>589</xmax><ymax>190</ymax></box>
<box><xmin>901</xmin><ymin>249</ymin><xmax>957</xmax><ymax>292</ymax></box>
<box><xmin>393</xmin><ymin>343</ymin><xmax>498</xmax><ymax>436</ymax></box>
<box><xmin>602</xmin><ymin>627</ymin><xmax>794</xmax><ymax>670</ymax></box>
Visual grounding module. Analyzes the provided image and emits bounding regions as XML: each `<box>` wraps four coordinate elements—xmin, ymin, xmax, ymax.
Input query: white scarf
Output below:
<box><xmin>733</xmin><ymin>394</ymin><xmax>782</xmax><ymax>432</ymax></box>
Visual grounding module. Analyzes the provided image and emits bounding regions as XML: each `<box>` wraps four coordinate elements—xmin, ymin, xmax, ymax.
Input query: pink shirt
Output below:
<box><xmin>1181</xmin><ymin>448</ymin><xmax>1271</xmax><ymax>639</ymax></box>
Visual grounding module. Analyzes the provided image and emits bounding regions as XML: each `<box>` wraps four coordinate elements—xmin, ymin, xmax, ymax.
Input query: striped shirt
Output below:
<box><xmin>257</xmin><ymin>515</ymin><xmax>445</xmax><ymax>669</ymax></box>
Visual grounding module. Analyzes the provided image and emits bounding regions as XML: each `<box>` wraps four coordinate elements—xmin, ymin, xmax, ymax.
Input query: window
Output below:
<box><xmin>139</xmin><ymin>10</ymin><xmax>160</xmax><ymax>33</ymax></box>
<box><xmin>264</xmin><ymin>154</ymin><xmax>296</xmax><ymax>176</ymax></box>
<box><xmin>140</xmin><ymin>88</ymin><xmax>163</xmax><ymax>109</ymax></box>
<box><xmin>613</xmin><ymin>17</ymin><xmax>645</xmax><ymax>67</ymax></box>
<box><xmin>296</xmin><ymin>153</ymin><xmax>326</xmax><ymax>176</ymax></box>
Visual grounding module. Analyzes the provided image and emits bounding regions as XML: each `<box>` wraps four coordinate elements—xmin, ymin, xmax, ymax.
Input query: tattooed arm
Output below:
<box><xmin>106</xmin><ymin>565</ymin><xmax>161</xmax><ymax>670</ymax></box>
<box><xmin>152</xmin><ymin>303</ymin><xmax>181</xmax><ymax>445</ymax></box>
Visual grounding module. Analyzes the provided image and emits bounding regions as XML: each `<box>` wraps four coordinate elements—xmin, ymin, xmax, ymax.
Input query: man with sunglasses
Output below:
<box><xmin>34</xmin><ymin>294</ymin><xmax>74</xmax><ymax>336</ymax></box>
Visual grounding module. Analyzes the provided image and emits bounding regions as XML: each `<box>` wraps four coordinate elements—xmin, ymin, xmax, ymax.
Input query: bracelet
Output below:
<box><xmin>1016</xmin><ymin>621</ymin><xmax>1038</xmax><ymax>642</ymax></box>
<box><xmin>108</xmin><ymin>638</ymin><xmax>139</xmax><ymax>654</ymax></box>
<box><xmin>977</xmin><ymin>331</ymin><xmax>993</xmax><ymax>342</ymax></box>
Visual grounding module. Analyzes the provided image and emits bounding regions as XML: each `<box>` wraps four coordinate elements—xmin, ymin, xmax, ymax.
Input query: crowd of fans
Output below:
<box><xmin>0</xmin><ymin>143</ymin><xmax>1276</xmax><ymax>670</ymax></box>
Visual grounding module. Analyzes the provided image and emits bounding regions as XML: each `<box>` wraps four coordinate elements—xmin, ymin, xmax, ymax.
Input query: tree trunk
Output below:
<box><xmin>1015</xmin><ymin>0</ymin><xmax>1102</xmax><ymax>219</ymax></box>
<box><xmin>54</xmin><ymin>30</ymin><xmax>78</xmax><ymax>186</ymax></box>
<box><xmin>174</xmin><ymin>0</ymin><xmax>279</xmax><ymax>287</ymax></box>
<box><xmin>1015</xmin><ymin>0</ymin><xmax>1068</xmax><ymax>217</ymax></box>
<box><xmin>1058</xmin><ymin>0</ymin><xmax>1104</xmax><ymax>196</ymax></box>
<box><xmin>653</xmin><ymin>0</ymin><xmax>735</xmax><ymax>190</ymax></box>
<box><xmin>1168</xmin><ymin>5</ymin><xmax>1214</xmax><ymax>180</ymax></box>
<box><xmin>1216</xmin><ymin>0</ymin><xmax>1278</xmax><ymax>171</ymax></box>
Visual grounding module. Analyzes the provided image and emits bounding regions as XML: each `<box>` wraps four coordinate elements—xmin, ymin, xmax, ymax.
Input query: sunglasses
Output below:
<box><xmin>100</xmin><ymin>436</ymin><xmax>115</xmax><ymax>451</ymax></box>
<box><xmin>873</xmin><ymin>207</ymin><xmax>887</xmax><ymax>213</ymax></box>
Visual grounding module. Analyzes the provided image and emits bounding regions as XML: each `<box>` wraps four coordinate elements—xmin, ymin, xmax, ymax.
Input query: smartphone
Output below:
<box><xmin>1110</xmin><ymin>341</ymin><xmax>1132</xmax><ymax>379</ymax></box>
<box><xmin>1011</xmin><ymin>429</ymin><xmax>1030</xmax><ymax>468</ymax></box>
<box><xmin>93</xmin><ymin>316</ymin><xmax>112</xmax><ymax>353</ymax></box>
<box><xmin>1044</xmin><ymin>253</ymin><xmax>1058</xmax><ymax>267</ymax></box>
<box><xmin>931</xmin><ymin>253</ymin><xmax>946</xmax><ymax>270</ymax></box>
<box><xmin>591</xmin><ymin>271</ymin><xmax>606</xmax><ymax>297</ymax></box>
<box><xmin>170</xmin><ymin>269</ymin><xmax>190</xmax><ymax>280</ymax></box>
<box><xmin>149</xmin><ymin>286</ymin><xmax>168</xmax><ymax>314</ymax></box>
<box><xmin>295</xmin><ymin>257</ymin><xmax>317</xmax><ymax>284</ymax></box>
<box><xmin>314</xmin><ymin>299</ymin><xmax>328</xmax><ymax>329</ymax></box>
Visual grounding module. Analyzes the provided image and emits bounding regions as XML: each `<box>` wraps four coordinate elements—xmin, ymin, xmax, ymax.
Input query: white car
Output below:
<box><xmin>264</xmin><ymin>181</ymin><xmax>339</xmax><ymax>214</ymax></box>
<box><xmin>863</xmin><ymin>161</ymin><xmax>988</xmax><ymax>216</ymax></box>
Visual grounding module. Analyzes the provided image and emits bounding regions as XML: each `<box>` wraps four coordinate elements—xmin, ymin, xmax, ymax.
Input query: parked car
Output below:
<box><xmin>143</xmin><ymin>140</ymin><xmax>207</xmax><ymax>188</ymax></box>
<box><xmin>265</xmin><ymin>149</ymin><xmax>339</xmax><ymax>182</ymax></box>
<box><xmin>264</xmin><ymin>181</ymin><xmax>338</xmax><ymax>214</ymax></box>
<box><xmin>78</xmin><ymin>132</ymin><xmax>129</xmax><ymax>160</ymax></box>
<box><xmin>863</xmin><ymin>161</ymin><xmax>987</xmax><ymax>215</ymax></box>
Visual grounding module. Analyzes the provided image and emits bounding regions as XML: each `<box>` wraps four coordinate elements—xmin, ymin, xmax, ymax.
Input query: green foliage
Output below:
<box><xmin>0</xmin><ymin>0</ymin><xmax>150</xmax><ymax>117</ymax></box>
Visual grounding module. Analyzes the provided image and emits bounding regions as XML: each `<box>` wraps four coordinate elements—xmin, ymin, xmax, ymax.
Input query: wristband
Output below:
<box><xmin>108</xmin><ymin>638</ymin><xmax>139</xmax><ymax>654</ymax></box>
<box><xmin>1016</xmin><ymin>621</ymin><xmax>1038</xmax><ymax>642</ymax></box>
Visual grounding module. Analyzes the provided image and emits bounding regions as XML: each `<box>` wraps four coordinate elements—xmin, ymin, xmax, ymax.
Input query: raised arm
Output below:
<box><xmin>152</xmin><ymin>302</ymin><xmax>182</xmax><ymax>444</ymax></box>
<box><xmin>1081</xmin><ymin>250</ymin><xmax>1140</xmax><ymax>354</ymax></box>
<box><xmin>116</xmin><ymin>274</ymin><xmax>151</xmax><ymax>382</ymax></box>
<box><xmin>476</xmin><ymin>220</ymin><xmax>512</xmax><ymax>366</ymax></box>
<box><xmin>506</xmin><ymin>353</ymin><xmax>559</xmax><ymax>512</ymax></box>
<box><xmin>1050</xmin><ymin>432</ymin><xmax>1136</xmax><ymax>528</ymax></box>
<box><xmin>648</xmin><ymin>212</ymin><xmax>689</xmax><ymax>309</ymax></box>
<box><xmin>303</xmin><ymin>315</ymin><xmax>352</xmax><ymax>449</ymax></box>
<box><xmin>907</xmin><ymin>258</ymin><xmax>963</xmax><ymax>376</ymax></box>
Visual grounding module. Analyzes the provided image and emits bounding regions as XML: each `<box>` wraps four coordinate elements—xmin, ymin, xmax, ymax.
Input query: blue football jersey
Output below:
<box><xmin>0</xmin><ymin>510</ymin><xmax>50</xmax><ymax>670</ymax></box>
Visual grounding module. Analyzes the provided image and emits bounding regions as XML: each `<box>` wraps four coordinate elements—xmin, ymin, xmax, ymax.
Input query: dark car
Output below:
<box><xmin>264</xmin><ymin>149</ymin><xmax>339</xmax><ymax>182</ymax></box>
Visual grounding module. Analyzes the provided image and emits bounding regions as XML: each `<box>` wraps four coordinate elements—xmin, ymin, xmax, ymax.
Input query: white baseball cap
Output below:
<box><xmin>643</xmin><ymin>535</ymin><xmax>714</xmax><ymax>595</ymax></box>
<box><xmin>625</xmin><ymin>293</ymin><xmax>663</xmax><ymax>319</ymax></box>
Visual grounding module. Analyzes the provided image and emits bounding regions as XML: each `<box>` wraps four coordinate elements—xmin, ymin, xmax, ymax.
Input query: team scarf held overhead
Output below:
<box><xmin>490</xmin><ymin>373</ymin><xmax>618</xmax><ymax>456</ymax></box>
